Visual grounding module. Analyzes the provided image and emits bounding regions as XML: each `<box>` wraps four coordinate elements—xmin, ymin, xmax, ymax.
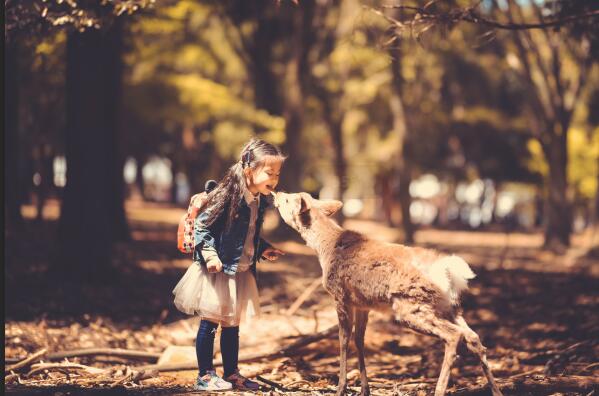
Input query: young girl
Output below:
<box><xmin>173</xmin><ymin>138</ymin><xmax>285</xmax><ymax>391</ymax></box>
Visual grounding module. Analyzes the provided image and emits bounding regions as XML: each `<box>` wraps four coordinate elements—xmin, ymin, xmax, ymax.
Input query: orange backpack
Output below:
<box><xmin>177</xmin><ymin>180</ymin><xmax>217</xmax><ymax>254</ymax></box>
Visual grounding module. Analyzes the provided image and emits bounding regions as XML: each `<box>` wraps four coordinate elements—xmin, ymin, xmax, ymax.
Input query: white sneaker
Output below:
<box><xmin>194</xmin><ymin>370</ymin><xmax>233</xmax><ymax>391</ymax></box>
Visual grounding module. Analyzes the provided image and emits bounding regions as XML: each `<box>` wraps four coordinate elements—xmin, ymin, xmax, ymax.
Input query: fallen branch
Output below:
<box><xmin>6</xmin><ymin>348</ymin><xmax>161</xmax><ymax>367</ymax></box>
<box><xmin>136</xmin><ymin>324</ymin><xmax>339</xmax><ymax>372</ymax></box>
<box><xmin>21</xmin><ymin>362</ymin><xmax>159</xmax><ymax>388</ymax></box>
<box><xmin>110</xmin><ymin>367</ymin><xmax>157</xmax><ymax>387</ymax></box>
<box><xmin>26</xmin><ymin>362</ymin><xmax>107</xmax><ymax>378</ymax></box>
<box><xmin>449</xmin><ymin>374</ymin><xmax>599</xmax><ymax>396</ymax></box>
<box><xmin>285</xmin><ymin>278</ymin><xmax>322</xmax><ymax>316</ymax></box>
<box><xmin>256</xmin><ymin>375</ymin><xmax>288</xmax><ymax>391</ymax></box>
<box><xmin>5</xmin><ymin>348</ymin><xmax>47</xmax><ymax>374</ymax></box>
<box><xmin>48</xmin><ymin>348</ymin><xmax>161</xmax><ymax>362</ymax></box>
<box><xmin>278</xmin><ymin>324</ymin><xmax>338</xmax><ymax>354</ymax></box>
<box><xmin>4</xmin><ymin>373</ymin><xmax>20</xmax><ymax>384</ymax></box>
<box><xmin>544</xmin><ymin>340</ymin><xmax>598</xmax><ymax>375</ymax></box>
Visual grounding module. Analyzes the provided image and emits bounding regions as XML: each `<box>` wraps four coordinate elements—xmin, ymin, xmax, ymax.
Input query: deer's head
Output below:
<box><xmin>272</xmin><ymin>191</ymin><xmax>343</xmax><ymax>232</ymax></box>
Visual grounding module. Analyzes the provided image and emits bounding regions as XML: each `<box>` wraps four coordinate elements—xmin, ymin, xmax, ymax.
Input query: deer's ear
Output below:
<box><xmin>320</xmin><ymin>200</ymin><xmax>343</xmax><ymax>216</ymax></box>
<box><xmin>298</xmin><ymin>193</ymin><xmax>312</xmax><ymax>213</ymax></box>
<box><xmin>292</xmin><ymin>193</ymin><xmax>311</xmax><ymax>217</ymax></box>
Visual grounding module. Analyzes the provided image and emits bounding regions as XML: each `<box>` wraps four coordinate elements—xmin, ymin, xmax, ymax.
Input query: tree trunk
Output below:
<box><xmin>5</xmin><ymin>40</ymin><xmax>23</xmax><ymax>231</ymax></box>
<box><xmin>329</xmin><ymin>115</ymin><xmax>346</xmax><ymax>223</ymax></box>
<box><xmin>135</xmin><ymin>154</ymin><xmax>146</xmax><ymax>200</ymax></box>
<box><xmin>397</xmin><ymin>140</ymin><xmax>415</xmax><ymax>244</ymax></box>
<box><xmin>57</xmin><ymin>19</ymin><xmax>128</xmax><ymax>281</ymax></box>
<box><xmin>250</xmin><ymin>17</ymin><xmax>281</xmax><ymax>116</ymax></box>
<box><xmin>315</xmin><ymin>79</ymin><xmax>347</xmax><ymax>222</ymax></box>
<box><xmin>543</xmin><ymin>132</ymin><xmax>571</xmax><ymax>250</ymax></box>
<box><xmin>595</xmin><ymin>153</ymin><xmax>599</xmax><ymax>226</ymax></box>
<box><xmin>111</xmin><ymin>154</ymin><xmax>130</xmax><ymax>242</ymax></box>
<box><xmin>389</xmin><ymin>43</ymin><xmax>415</xmax><ymax>244</ymax></box>
<box><xmin>35</xmin><ymin>144</ymin><xmax>54</xmax><ymax>223</ymax></box>
<box><xmin>279</xmin><ymin>2</ymin><xmax>314</xmax><ymax>192</ymax></box>
<box><xmin>280</xmin><ymin>59</ymin><xmax>304</xmax><ymax>192</ymax></box>
<box><xmin>107</xmin><ymin>20</ymin><xmax>130</xmax><ymax>242</ymax></box>
<box><xmin>377</xmin><ymin>171</ymin><xmax>395</xmax><ymax>226</ymax></box>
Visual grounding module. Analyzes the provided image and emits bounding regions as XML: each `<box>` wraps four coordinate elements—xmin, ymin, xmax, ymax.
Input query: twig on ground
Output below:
<box><xmin>26</xmin><ymin>362</ymin><xmax>107</xmax><ymax>378</ymax></box>
<box><xmin>6</xmin><ymin>348</ymin><xmax>161</xmax><ymax>368</ymax></box>
<box><xmin>256</xmin><ymin>375</ymin><xmax>288</xmax><ymax>391</ymax></box>
<box><xmin>285</xmin><ymin>277</ymin><xmax>322</xmax><ymax>316</ymax></box>
<box><xmin>4</xmin><ymin>373</ymin><xmax>20</xmax><ymax>384</ymax></box>
<box><xmin>5</xmin><ymin>348</ymin><xmax>47</xmax><ymax>373</ymax></box>
<box><xmin>581</xmin><ymin>362</ymin><xmax>599</xmax><ymax>372</ymax></box>
<box><xmin>46</xmin><ymin>348</ymin><xmax>162</xmax><ymax>362</ymax></box>
<box><xmin>544</xmin><ymin>340</ymin><xmax>598</xmax><ymax>375</ymax></box>
<box><xmin>285</xmin><ymin>379</ymin><xmax>313</xmax><ymax>388</ymax></box>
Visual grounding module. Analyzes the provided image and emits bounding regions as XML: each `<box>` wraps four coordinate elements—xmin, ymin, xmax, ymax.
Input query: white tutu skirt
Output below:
<box><xmin>173</xmin><ymin>263</ymin><xmax>260</xmax><ymax>326</ymax></box>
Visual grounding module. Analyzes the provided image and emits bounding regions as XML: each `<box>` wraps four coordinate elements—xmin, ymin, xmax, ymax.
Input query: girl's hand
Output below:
<box><xmin>262</xmin><ymin>247</ymin><xmax>285</xmax><ymax>261</ymax></box>
<box><xmin>206</xmin><ymin>256</ymin><xmax>223</xmax><ymax>273</ymax></box>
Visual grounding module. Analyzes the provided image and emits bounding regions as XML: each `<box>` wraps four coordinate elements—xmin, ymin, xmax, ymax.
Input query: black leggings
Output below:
<box><xmin>196</xmin><ymin>319</ymin><xmax>239</xmax><ymax>377</ymax></box>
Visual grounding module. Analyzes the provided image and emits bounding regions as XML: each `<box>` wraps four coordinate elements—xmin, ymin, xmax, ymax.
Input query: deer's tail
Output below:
<box><xmin>429</xmin><ymin>255</ymin><xmax>476</xmax><ymax>305</ymax></box>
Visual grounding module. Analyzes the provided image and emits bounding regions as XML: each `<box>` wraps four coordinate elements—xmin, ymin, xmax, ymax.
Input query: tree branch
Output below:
<box><xmin>376</xmin><ymin>3</ymin><xmax>599</xmax><ymax>31</ymax></box>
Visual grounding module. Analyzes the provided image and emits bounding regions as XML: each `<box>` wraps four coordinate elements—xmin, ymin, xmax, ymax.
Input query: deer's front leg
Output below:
<box><xmin>336</xmin><ymin>303</ymin><xmax>354</xmax><ymax>396</ymax></box>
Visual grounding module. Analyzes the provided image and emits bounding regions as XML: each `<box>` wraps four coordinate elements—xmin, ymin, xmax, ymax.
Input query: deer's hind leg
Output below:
<box><xmin>335</xmin><ymin>303</ymin><xmax>354</xmax><ymax>396</ymax></box>
<box><xmin>394</xmin><ymin>303</ymin><xmax>463</xmax><ymax>396</ymax></box>
<box><xmin>354</xmin><ymin>309</ymin><xmax>370</xmax><ymax>396</ymax></box>
<box><xmin>455</xmin><ymin>316</ymin><xmax>503</xmax><ymax>396</ymax></box>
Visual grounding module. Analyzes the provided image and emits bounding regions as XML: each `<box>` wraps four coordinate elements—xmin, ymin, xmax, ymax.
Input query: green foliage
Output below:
<box><xmin>10</xmin><ymin>0</ymin><xmax>598</xmax><ymax>211</ymax></box>
<box><xmin>124</xmin><ymin>0</ymin><xmax>285</xmax><ymax>163</ymax></box>
<box><xmin>569</xmin><ymin>127</ymin><xmax>599</xmax><ymax>200</ymax></box>
<box><xmin>5</xmin><ymin>0</ymin><xmax>154</xmax><ymax>41</ymax></box>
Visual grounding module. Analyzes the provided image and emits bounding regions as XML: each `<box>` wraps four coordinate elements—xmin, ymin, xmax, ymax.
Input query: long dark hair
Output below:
<box><xmin>200</xmin><ymin>138</ymin><xmax>285</xmax><ymax>230</ymax></box>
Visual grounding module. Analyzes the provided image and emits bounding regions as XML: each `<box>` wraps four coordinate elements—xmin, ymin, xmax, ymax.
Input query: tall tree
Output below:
<box><xmin>4</xmin><ymin>40</ymin><xmax>23</xmax><ymax>231</ymax></box>
<box><xmin>500</xmin><ymin>0</ymin><xmax>594</xmax><ymax>249</ymax></box>
<box><xmin>280</xmin><ymin>0</ymin><xmax>314</xmax><ymax>191</ymax></box>
<box><xmin>379</xmin><ymin>0</ymin><xmax>599</xmax><ymax>249</ymax></box>
<box><xmin>388</xmin><ymin>38</ymin><xmax>415</xmax><ymax>244</ymax></box>
<box><xmin>308</xmin><ymin>0</ymin><xmax>347</xmax><ymax>221</ymax></box>
<box><xmin>57</xmin><ymin>17</ymin><xmax>128</xmax><ymax>280</ymax></box>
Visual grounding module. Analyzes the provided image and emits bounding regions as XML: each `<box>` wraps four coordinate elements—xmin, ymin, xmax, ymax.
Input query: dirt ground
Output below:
<box><xmin>5</xmin><ymin>199</ymin><xmax>599</xmax><ymax>395</ymax></box>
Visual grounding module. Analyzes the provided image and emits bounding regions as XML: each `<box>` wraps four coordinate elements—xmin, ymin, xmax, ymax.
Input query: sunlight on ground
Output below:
<box><xmin>10</xmin><ymin>199</ymin><xmax>599</xmax><ymax>393</ymax></box>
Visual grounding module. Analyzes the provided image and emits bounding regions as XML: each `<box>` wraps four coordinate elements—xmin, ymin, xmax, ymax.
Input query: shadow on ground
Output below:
<box><xmin>5</xmin><ymin>205</ymin><xmax>599</xmax><ymax>395</ymax></box>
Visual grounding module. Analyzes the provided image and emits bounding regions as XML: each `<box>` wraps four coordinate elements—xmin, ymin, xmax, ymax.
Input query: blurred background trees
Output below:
<box><xmin>5</xmin><ymin>0</ymin><xmax>599</xmax><ymax>279</ymax></box>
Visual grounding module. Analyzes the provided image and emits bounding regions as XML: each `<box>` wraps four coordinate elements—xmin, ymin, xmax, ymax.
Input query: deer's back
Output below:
<box><xmin>323</xmin><ymin>230</ymin><xmax>449</xmax><ymax>312</ymax></box>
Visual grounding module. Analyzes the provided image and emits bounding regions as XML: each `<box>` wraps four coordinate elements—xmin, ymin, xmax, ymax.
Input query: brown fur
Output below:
<box><xmin>273</xmin><ymin>192</ymin><xmax>503</xmax><ymax>396</ymax></box>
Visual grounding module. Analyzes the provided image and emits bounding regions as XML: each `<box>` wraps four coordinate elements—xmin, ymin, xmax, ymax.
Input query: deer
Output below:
<box><xmin>272</xmin><ymin>191</ymin><xmax>503</xmax><ymax>396</ymax></box>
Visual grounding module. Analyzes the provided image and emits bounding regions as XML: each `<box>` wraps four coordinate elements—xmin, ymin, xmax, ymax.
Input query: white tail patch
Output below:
<box><xmin>428</xmin><ymin>255</ymin><xmax>476</xmax><ymax>305</ymax></box>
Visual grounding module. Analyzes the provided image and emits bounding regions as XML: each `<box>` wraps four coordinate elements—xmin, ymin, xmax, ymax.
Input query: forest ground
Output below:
<box><xmin>5</xmin><ymin>199</ymin><xmax>599</xmax><ymax>395</ymax></box>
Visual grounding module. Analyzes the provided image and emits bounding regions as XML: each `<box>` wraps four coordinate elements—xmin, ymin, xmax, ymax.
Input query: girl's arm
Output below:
<box><xmin>257</xmin><ymin>238</ymin><xmax>273</xmax><ymax>259</ymax></box>
<box><xmin>195</xmin><ymin>209</ymin><xmax>224</xmax><ymax>272</ymax></box>
<box><xmin>259</xmin><ymin>238</ymin><xmax>285</xmax><ymax>261</ymax></box>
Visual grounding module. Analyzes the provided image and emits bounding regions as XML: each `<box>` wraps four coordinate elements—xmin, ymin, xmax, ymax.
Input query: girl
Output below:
<box><xmin>173</xmin><ymin>138</ymin><xmax>285</xmax><ymax>391</ymax></box>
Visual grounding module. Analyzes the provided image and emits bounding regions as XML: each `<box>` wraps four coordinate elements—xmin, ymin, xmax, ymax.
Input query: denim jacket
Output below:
<box><xmin>193</xmin><ymin>196</ymin><xmax>272</xmax><ymax>276</ymax></box>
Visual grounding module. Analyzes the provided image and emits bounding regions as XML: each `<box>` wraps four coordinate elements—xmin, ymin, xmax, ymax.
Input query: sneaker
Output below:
<box><xmin>194</xmin><ymin>370</ymin><xmax>233</xmax><ymax>391</ymax></box>
<box><xmin>224</xmin><ymin>370</ymin><xmax>261</xmax><ymax>391</ymax></box>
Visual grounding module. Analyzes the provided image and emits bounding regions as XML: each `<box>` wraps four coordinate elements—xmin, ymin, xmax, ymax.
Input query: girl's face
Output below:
<box><xmin>246</xmin><ymin>156</ymin><xmax>283</xmax><ymax>196</ymax></box>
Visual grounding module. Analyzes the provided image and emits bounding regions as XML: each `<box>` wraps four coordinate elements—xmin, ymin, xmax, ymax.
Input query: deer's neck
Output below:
<box><xmin>300</xmin><ymin>216</ymin><xmax>343</xmax><ymax>271</ymax></box>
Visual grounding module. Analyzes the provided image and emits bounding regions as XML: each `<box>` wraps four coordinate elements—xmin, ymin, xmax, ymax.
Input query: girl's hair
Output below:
<box><xmin>201</xmin><ymin>138</ymin><xmax>285</xmax><ymax>230</ymax></box>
